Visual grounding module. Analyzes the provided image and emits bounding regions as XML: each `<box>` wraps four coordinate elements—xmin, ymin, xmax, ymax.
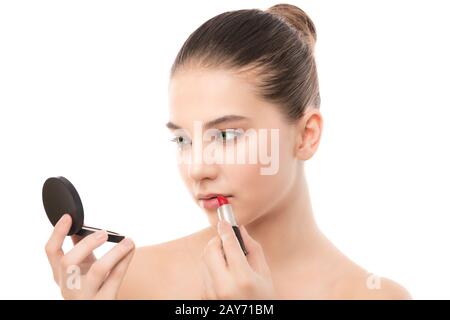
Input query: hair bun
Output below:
<box><xmin>266</xmin><ymin>3</ymin><xmax>317</xmax><ymax>48</ymax></box>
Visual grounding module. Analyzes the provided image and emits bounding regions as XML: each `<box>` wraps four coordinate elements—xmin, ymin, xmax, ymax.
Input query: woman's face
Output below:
<box><xmin>168</xmin><ymin>67</ymin><xmax>307</xmax><ymax>226</ymax></box>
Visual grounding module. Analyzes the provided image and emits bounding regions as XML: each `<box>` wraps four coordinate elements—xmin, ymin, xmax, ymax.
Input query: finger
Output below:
<box><xmin>89</xmin><ymin>238</ymin><xmax>135</xmax><ymax>293</ymax></box>
<box><xmin>60</xmin><ymin>229</ymin><xmax>108</xmax><ymax>282</ymax></box>
<box><xmin>45</xmin><ymin>213</ymin><xmax>72</xmax><ymax>281</ymax></box>
<box><xmin>200</xmin><ymin>260</ymin><xmax>216</xmax><ymax>300</ymax></box>
<box><xmin>202</xmin><ymin>236</ymin><xmax>230</xmax><ymax>291</ymax></box>
<box><xmin>98</xmin><ymin>240</ymin><xmax>136</xmax><ymax>298</ymax></box>
<box><xmin>71</xmin><ymin>234</ymin><xmax>96</xmax><ymax>266</ymax></box>
<box><xmin>239</xmin><ymin>225</ymin><xmax>271</xmax><ymax>277</ymax></box>
<box><xmin>217</xmin><ymin>220</ymin><xmax>250</xmax><ymax>273</ymax></box>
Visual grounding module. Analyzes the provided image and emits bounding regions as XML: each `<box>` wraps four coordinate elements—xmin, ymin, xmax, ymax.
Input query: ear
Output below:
<box><xmin>295</xmin><ymin>108</ymin><xmax>323</xmax><ymax>160</ymax></box>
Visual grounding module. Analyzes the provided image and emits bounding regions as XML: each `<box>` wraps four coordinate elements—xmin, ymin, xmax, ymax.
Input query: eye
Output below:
<box><xmin>170</xmin><ymin>135</ymin><xmax>191</xmax><ymax>148</ymax></box>
<box><xmin>215</xmin><ymin>129</ymin><xmax>243</xmax><ymax>143</ymax></box>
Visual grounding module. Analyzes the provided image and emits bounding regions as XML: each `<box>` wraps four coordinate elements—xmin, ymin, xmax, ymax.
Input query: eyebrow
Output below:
<box><xmin>166</xmin><ymin>115</ymin><xmax>249</xmax><ymax>130</ymax></box>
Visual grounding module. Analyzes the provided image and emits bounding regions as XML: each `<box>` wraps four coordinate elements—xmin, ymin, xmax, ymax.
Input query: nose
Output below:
<box><xmin>187</xmin><ymin>139</ymin><xmax>219</xmax><ymax>182</ymax></box>
<box><xmin>188</xmin><ymin>161</ymin><xmax>219</xmax><ymax>182</ymax></box>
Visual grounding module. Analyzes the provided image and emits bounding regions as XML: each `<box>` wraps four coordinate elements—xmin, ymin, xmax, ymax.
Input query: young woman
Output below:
<box><xmin>45</xmin><ymin>3</ymin><xmax>411</xmax><ymax>300</ymax></box>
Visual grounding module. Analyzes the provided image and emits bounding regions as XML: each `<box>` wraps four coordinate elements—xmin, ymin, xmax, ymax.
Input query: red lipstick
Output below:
<box><xmin>217</xmin><ymin>195</ymin><xmax>228</xmax><ymax>206</ymax></box>
<box><xmin>216</xmin><ymin>195</ymin><xmax>248</xmax><ymax>256</ymax></box>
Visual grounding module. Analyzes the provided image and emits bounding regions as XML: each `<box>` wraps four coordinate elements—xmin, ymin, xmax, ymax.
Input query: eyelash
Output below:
<box><xmin>169</xmin><ymin>129</ymin><xmax>243</xmax><ymax>148</ymax></box>
<box><xmin>169</xmin><ymin>135</ymin><xmax>191</xmax><ymax>147</ymax></box>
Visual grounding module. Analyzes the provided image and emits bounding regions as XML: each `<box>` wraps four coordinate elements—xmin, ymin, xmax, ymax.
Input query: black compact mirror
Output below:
<box><xmin>42</xmin><ymin>176</ymin><xmax>125</xmax><ymax>243</ymax></box>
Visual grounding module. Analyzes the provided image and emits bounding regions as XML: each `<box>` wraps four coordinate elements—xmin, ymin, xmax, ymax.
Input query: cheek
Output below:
<box><xmin>222</xmin><ymin>163</ymin><xmax>262</xmax><ymax>223</ymax></box>
<box><xmin>225</xmin><ymin>163</ymin><xmax>292</xmax><ymax>225</ymax></box>
<box><xmin>226</xmin><ymin>134</ymin><xmax>296</xmax><ymax>225</ymax></box>
<box><xmin>177</xmin><ymin>163</ymin><xmax>191</xmax><ymax>190</ymax></box>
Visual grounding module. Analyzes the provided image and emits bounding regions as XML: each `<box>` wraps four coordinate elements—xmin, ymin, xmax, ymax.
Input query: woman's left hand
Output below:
<box><xmin>201</xmin><ymin>220</ymin><xmax>276</xmax><ymax>300</ymax></box>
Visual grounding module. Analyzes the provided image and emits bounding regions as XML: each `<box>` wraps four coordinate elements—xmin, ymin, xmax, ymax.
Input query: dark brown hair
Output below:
<box><xmin>171</xmin><ymin>3</ymin><xmax>320</xmax><ymax>122</ymax></box>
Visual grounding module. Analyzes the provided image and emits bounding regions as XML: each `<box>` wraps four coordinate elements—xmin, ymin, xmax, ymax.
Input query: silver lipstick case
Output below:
<box><xmin>217</xmin><ymin>204</ymin><xmax>238</xmax><ymax>226</ymax></box>
<box><xmin>217</xmin><ymin>204</ymin><xmax>248</xmax><ymax>255</ymax></box>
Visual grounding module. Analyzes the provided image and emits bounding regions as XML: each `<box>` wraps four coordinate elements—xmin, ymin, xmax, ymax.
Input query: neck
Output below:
<box><xmin>245</xmin><ymin>172</ymin><xmax>323</xmax><ymax>267</ymax></box>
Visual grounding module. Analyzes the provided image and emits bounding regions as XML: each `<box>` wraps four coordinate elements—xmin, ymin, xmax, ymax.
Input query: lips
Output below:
<box><xmin>197</xmin><ymin>194</ymin><xmax>232</xmax><ymax>210</ymax></box>
<box><xmin>197</xmin><ymin>193</ymin><xmax>231</xmax><ymax>200</ymax></box>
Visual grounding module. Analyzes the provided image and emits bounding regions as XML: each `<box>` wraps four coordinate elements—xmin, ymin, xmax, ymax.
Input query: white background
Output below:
<box><xmin>0</xmin><ymin>0</ymin><xmax>449</xmax><ymax>299</ymax></box>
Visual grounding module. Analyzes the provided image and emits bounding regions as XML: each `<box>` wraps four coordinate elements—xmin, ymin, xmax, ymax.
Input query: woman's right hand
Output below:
<box><xmin>45</xmin><ymin>213</ymin><xmax>135</xmax><ymax>299</ymax></box>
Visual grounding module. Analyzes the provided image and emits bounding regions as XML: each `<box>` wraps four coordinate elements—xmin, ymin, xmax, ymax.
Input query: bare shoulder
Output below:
<box><xmin>332</xmin><ymin>266</ymin><xmax>412</xmax><ymax>300</ymax></box>
<box><xmin>117</xmin><ymin>228</ymin><xmax>213</xmax><ymax>299</ymax></box>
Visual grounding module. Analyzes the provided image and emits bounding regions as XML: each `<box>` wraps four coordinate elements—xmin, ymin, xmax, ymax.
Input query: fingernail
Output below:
<box><xmin>95</xmin><ymin>230</ymin><xmax>107</xmax><ymax>240</ymax></box>
<box><xmin>60</xmin><ymin>214</ymin><xmax>70</xmax><ymax>225</ymax></box>
<box><xmin>122</xmin><ymin>238</ymin><xmax>134</xmax><ymax>249</ymax></box>
<box><xmin>218</xmin><ymin>220</ymin><xmax>230</xmax><ymax>239</ymax></box>
<box><xmin>217</xmin><ymin>220</ymin><xmax>223</xmax><ymax>235</ymax></box>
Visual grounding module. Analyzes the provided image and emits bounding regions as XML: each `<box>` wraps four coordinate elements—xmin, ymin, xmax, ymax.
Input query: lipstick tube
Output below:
<box><xmin>216</xmin><ymin>195</ymin><xmax>248</xmax><ymax>256</ymax></box>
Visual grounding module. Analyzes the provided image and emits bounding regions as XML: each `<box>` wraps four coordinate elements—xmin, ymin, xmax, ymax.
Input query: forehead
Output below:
<box><xmin>168</xmin><ymin>68</ymin><xmax>278</xmax><ymax>128</ymax></box>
